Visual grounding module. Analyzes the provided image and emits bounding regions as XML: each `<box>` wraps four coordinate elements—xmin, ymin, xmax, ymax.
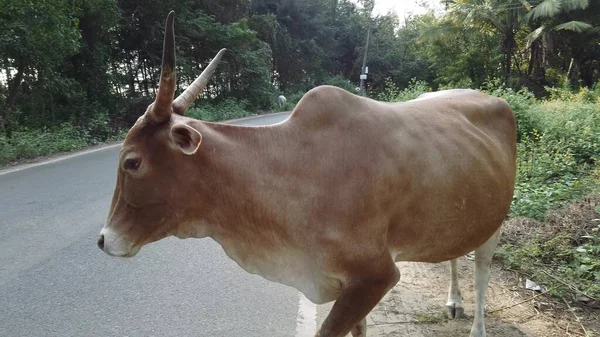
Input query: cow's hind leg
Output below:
<box><xmin>446</xmin><ymin>258</ymin><xmax>464</xmax><ymax>319</ymax></box>
<box><xmin>470</xmin><ymin>228</ymin><xmax>501</xmax><ymax>337</ymax></box>
<box><xmin>350</xmin><ymin>318</ymin><xmax>367</xmax><ymax>337</ymax></box>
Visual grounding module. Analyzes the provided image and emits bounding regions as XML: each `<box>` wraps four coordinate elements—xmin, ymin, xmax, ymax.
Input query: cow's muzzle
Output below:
<box><xmin>97</xmin><ymin>234</ymin><xmax>105</xmax><ymax>250</ymax></box>
<box><xmin>97</xmin><ymin>228</ymin><xmax>139</xmax><ymax>257</ymax></box>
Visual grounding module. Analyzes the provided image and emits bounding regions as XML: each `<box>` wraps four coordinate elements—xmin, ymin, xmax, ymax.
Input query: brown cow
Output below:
<box><xmin>98</xmin><ymin>11</ymin><xmax>516</xmax><ymax>337</ymax></box>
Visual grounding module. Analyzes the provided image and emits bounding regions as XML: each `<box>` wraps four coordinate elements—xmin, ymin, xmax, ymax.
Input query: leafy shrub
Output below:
<box><xmin>0</xmin><ymin>123</ymin><xmax>89</xmax><ymax>165</ymax></box>
<box><xmin>0</xmin><ymin>135</ymin><xmax>16</xmax><ymax>164</ymax></box>
<box><xmin>187</xmin><ymin>98</ymin><xmax>253</xmax><ymax>122</ymax></box>
<box><xmin>529</xmin><ymin>100</ymin><xmax>599</xmax><ymax>165</ymax></box>
<box><xmin>320</xmin><ymin>75</ymin><xmax>358</xmax><ymax>94</ymax></box>
<box><xmin>377</xmin><ymin>77</ymin><xmax>430</xmax><ymax>102</ymax></box>
<box><xmin>83</xmin><ymin>107</ymin><xmax>115</xmax><ymax>144</ymax></box>
<box><xmin>545</xmin><ymin>84</ymin><xmax>599</xmax><ymax>104</ymax></box>
<box><xmin>509</xmin><ymin>130</ymin><xmax>588</xmax><ymax>219</ymax></box>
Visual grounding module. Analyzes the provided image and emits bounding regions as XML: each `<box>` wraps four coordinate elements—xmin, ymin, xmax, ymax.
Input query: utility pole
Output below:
<box><xmin>359</xmin><ymin>22</ymin><xmax>372</xmax><ymax>97</ymax></box>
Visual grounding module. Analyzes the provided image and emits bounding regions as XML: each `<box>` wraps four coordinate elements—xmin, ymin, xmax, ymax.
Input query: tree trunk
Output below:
<box><xmin>527</xmin><ymin>40</ymin><xmax>544</xmax><ymax>78</ymax></box>
<box><xmin>127</xmin><ymin>56</ymin><xmax>136</xmax><ymax>96</ymax></box>
<box><xmin>4</xmin><ymin>57</ymin><xmax>12</xmax><ymax>83</ymax></box>
<box><xmin>503</xmin><ymin>38</ymin><xmax>512</xmax><ymax>86</ymax></box>
<box><xmin>331</xmin><ymin>0</ymin><xmax>338</xmax><ymax>20</ymax></box>
<box><xmin>2</xmin><ymin>59</ymin><xmax>25</xmax><ymax>136</ymax></box>
<box><xmin>502</xmin><ymin>32</ymin><xmax>515</xmax><ymax>87</ymax></box>
<box><xmin>567</xmin><ymin>56</ymin><xmax>581</xmax><ymax>87</ymax></box>
<box><xmin>141</xmin><ymin>59</ymin><xmax>149</xmax><ymax>96</ymax></box>
<box><xmin>580</xmin><ymin>60</ymin><xmax>594</xmax><ymax>88</ymax></box>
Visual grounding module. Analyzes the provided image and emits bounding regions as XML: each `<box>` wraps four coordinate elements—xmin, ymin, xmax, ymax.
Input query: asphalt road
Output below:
<box><xmin>0</xmin><ymin>112</ymin><xmax>304</xmax><ymax>337</ymax></box>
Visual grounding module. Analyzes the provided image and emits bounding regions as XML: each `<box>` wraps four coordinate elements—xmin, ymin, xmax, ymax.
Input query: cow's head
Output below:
<box><xmin>97</xmin><ymin>11</ymin><xmax>225</xmax><ymax>257</ymax></box>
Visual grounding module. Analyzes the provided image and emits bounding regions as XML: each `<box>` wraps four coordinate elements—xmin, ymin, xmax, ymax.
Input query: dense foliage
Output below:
<box><xmin>2</xmin><ymin>0</ymin><xmax>598</xmax><ymax>142</ymax></box>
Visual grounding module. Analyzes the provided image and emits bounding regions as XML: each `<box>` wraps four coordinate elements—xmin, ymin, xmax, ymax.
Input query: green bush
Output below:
<box><xmin>377</xmin><ymin>77</ymin><xmax>430</xmax><ymax>102</ymax></box>
<box><xmin>530</xmin><ymin>100</ymin><xmax>599</xmax><ymax>165</ymax></box>
<box><xmin>83</xmin><ymin>107</ymin><xmax>116</xmax><ymax>145</ymax></box>
<box><xmin>510</xmin><ymin>130</ymin><xmax>589</xmax><ymax>220</ymax></box>
<box><xmin>187</xmin><ymin>98</ymin><xmax>253</xmax><ymax>122</ymax></box>
<box><xmin>320</xmin><ymin>75</ymin><xmax>358</xmax><ymax>94</ymax></box>
<box><xmin>0</xmin><ymin>135</ymin><xmax>16</xmax><ymax>164</ymax></box>
<box><xmin>0</xmin><ymin>123</ymin><xmax>89</xmax><ymax>165</ymax></box>
<box><xmin>487</xmin><ymin>84</ymin><xmax>600</xmax><ymax>164</ymax></box>
<box><xmin>0</xmin><ymin>98</ymin><xmax>259</xmax><ymax>167</ymax></box>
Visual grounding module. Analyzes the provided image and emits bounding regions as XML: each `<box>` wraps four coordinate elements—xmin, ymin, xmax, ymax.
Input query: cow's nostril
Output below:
<box><xmin>97</xmin><ymin>235</ymin><xmax>105</xmax><ymax>250</ymax></box>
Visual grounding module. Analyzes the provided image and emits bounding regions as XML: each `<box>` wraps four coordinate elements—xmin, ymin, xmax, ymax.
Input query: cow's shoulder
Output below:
<box><xmin>288</xmin><ymin>85</ymin><xmax>362</xmax><ymax>124</ymax></box>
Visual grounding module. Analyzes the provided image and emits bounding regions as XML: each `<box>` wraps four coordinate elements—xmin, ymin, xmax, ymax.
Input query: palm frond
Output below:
<box><xmin>554</xmin><ymin>20</ymin><xmax>593</xmax><ymax>32</ymax></box>
<box><xmin>520</xmin><ymin>0</ymin><xmax>532</xmax><ymax>12</ymax></box>
<box><xmin>416</xmin><ymin>24</ymin><xmax>461</xmax><ymax>44</ymax></box>
<box><xmin>462</xmin><ymin>5</ymin><xmax>486</xmax><ymax>26</ymax></box>
<box><xmin>525</xmin><ymin>26</ymin><xmax>546</xmax><ymax>47</ymax></box>
<box><xmin>461</xmin><ymin>4</ymin><xmax>508</xmax><ymax>32</ymax></box>
<box><xmin>561</xmin><ymin>0</ymin><xmax>589</xmax><ymax>12</ymax></box>
<box><xmin>526</xmin><ymin>0</ymin><xmax>561</xmax><ymax>22</ymax></box>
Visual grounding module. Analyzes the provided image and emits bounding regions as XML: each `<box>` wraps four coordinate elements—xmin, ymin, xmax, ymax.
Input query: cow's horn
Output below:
<box><xmin>150</xmin><ymin>11</ymin><xmax>176</xmax><ymax>123</ymax></box>
<box><xmin>172</xmin><ymin>48</ymin><xmax>226</xmax><ymax>115</ymax></box>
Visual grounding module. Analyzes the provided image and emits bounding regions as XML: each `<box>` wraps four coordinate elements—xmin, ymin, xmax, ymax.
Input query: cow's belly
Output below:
<box><xmin>387</xmin><ymin>185</ymin><xmax>511</xmax><ymax>263</ymax></box>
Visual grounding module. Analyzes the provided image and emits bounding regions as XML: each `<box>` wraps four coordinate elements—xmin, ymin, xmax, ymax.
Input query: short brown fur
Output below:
<box><xmin>98</xmin><ymin>12</ymin><xmax>516</xmax><ymax>337</ymax></box>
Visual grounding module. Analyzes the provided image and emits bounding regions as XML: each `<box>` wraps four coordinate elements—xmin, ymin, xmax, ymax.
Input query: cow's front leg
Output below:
<box><xmin>316</xmin><ymin>259</ymin><xmax>399</xmax><ymax>337</ymax></box>
<box><xmin>350</xmin><ymin>317</ymin><xmax>367</xmax><ymax>337</ymax></box>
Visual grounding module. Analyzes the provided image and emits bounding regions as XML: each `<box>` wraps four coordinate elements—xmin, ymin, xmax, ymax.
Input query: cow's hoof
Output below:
<box><xmin>446</xmin><ymin>303</ymin><xmax>465</xmax><ymax>319</ymax></box>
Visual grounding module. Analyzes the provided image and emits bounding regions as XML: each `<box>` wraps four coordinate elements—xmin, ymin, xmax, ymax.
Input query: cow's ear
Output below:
<box><xmin>170</xmin><ymin>123</ymin><xmax>202</xmax><ymax>155</ymax></box>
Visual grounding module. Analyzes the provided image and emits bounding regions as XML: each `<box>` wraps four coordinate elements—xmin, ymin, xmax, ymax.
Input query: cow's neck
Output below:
<box><xmin>196</xmin><ymin>121</ymin><xmax>293</xmax><ymax>267</ymax></box>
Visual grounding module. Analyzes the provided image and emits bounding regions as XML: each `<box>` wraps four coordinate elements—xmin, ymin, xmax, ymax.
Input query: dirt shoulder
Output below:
<box><xmin>318</xmin><ymin>255</ymin><xmax>599</xmax><ymax>336</ymax></box>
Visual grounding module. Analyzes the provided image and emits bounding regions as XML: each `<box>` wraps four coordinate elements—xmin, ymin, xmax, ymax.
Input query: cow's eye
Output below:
<box><xmin>123</xmin><ymin>158</ymin><xmax>141</xmax><ymax>170</ymax></box>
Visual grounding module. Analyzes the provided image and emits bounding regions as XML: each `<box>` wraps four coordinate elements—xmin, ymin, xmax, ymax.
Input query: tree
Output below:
<box><xmin>524</xmin><ymin>0</ymin><xmax>599</xmax><ymax>87</ymax></box>
<box><xmin>0</xmin><ymin>0</ymin><xmax>80</xmax><ymax>133</ymax></box>
<box><xmin>416</xmin><ymin>9</ymin><xmax>502</xmax><ymax>88</ymax></box>
<box><xmin>447</xmin><ymin>0</ymin><xmax>529</xmax><ymax>86</ymax></box>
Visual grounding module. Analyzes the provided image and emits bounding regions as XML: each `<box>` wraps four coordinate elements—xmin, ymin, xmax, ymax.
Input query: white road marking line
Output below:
<box><xmin>295</xmin><ymin>292</ymin><xmax>318</xmax><ymax>337</ymax></box>
<box><xmin>0</xmin><ymin>143</ymin><xmax>123</xmax><ymax>177</ymax></box>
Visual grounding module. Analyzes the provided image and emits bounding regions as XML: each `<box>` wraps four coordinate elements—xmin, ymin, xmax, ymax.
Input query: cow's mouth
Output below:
<box><xmin>104</xmin><ymin>244</ymin><xmax>141</xmax><ymax>258</ymax></box>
